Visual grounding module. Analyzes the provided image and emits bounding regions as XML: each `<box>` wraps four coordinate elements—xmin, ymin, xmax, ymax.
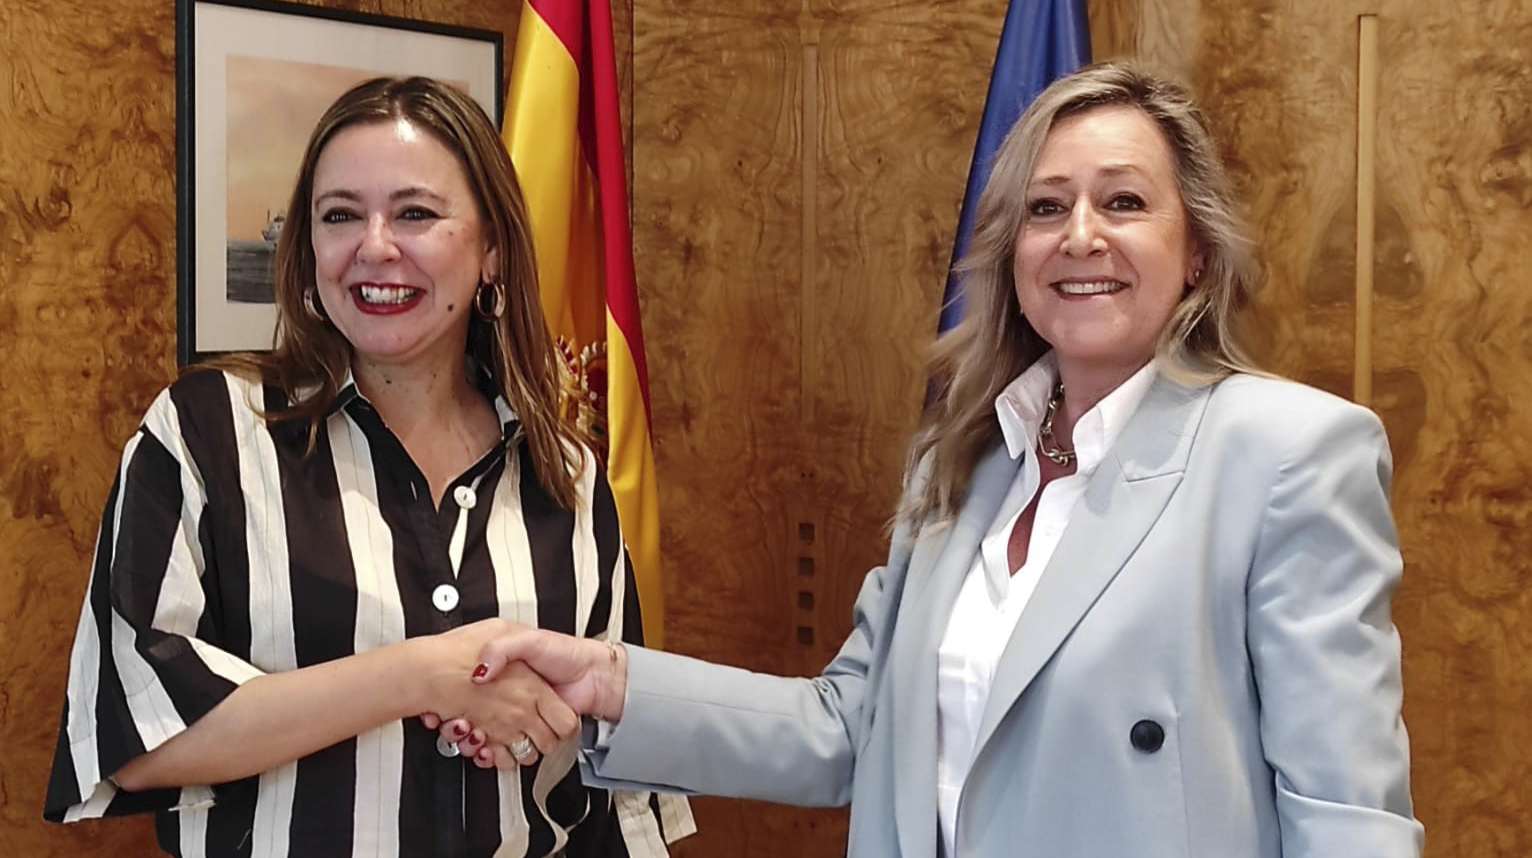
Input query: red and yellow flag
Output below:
<box><xmin>505</xmin><ymin>0</ymin><xmax>664</xmax><ymax>647</ymax></box>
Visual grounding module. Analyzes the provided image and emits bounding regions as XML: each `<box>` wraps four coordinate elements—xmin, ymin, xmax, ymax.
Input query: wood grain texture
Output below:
<box><xmin>1098</xmin><ymin>0</ymin><xmax>1362</xmax><ymax>398</ymax></box>
<box><xmin>11</xmin><ymin>0</ymin><xmax>1529</xmax><ymax>856</ymax></box>
<box><xmin>1084</xmin><ymin>0</ymin><xmax>1136</xmax><ymax>66</ymax></box>
<box><xmin>633</xmin><ymin>0</ymin><xmax>1005</xmax><ymax>854</ymax></box>
<box><xmin>1354</xmin><ymin>13</ymin><xmax>1377</xmax><ymax>406</ymax></box>
<box><xmin>1371</xmin><ymin>1</ymin><xmax>1532</xmax><ymax>854</ymax></box>
<box><xmin>0</xmin><ymin>2</ymin><xmax>518</xmax><ymax>856</ymax></box>
<box><xmin>2</xmin><ymin>4</ymin><xmax>180</xmax><ymax>854</ymax></box>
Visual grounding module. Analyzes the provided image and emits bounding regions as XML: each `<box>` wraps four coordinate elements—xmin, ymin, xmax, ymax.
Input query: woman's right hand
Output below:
<box><xmin>418</xmin><ymin>621</ymin><xmax>581</xmax><ymax>766</ymax></box>
<box><xmin>425</xmin><ymin>629</ymin><xmax>629</xmax><ymax>768</ymax></box>
<box><xmin>473</xmin><ymin>629</ymin><xmax>629</xmax><ymax>722</ymax></box>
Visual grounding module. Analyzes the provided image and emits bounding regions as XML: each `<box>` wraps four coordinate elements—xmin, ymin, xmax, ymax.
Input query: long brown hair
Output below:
<box><xmin>212</xmin><ymin>76</ymin><xmax>585</xmax><ymax>507</ymax></box>
<box><xmin>903</xmin><ymin>60</ymin><xmax>1262</xmax><ymax>524</ymax></box>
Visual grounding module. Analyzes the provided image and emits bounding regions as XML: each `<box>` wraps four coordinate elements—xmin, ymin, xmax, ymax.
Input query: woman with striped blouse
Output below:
<box><xmin>44</xmin><ymin>76</ymin><xmax>692</xmax><ymax>857</ymax></box>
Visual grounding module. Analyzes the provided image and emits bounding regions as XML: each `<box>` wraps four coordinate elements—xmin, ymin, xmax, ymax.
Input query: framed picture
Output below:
<box><xmin>176</xmin><ymin>0</ymin><xmax>503</xmax><ymax>364</ymax></box>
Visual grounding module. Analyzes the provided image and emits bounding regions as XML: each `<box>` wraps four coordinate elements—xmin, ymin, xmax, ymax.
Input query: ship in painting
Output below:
<box><xmin>261</xmin><ymin>210</ymin><xmax>286</xmax><ymax>245</ymax></box>
<box><xmin>226</xmin><ymin>209</ymin><xmax>282</xmax><ymax>304</ymax></box>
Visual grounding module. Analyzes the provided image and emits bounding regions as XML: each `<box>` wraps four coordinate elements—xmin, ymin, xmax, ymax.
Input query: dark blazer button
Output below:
<box><xmin>1130</xmin><ymin>719</ymin><xmax>1165</xmax><ymax>753</ymax></box>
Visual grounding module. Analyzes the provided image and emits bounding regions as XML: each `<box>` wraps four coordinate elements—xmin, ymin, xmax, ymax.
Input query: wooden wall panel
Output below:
<box><xmin>633</xmin><ymin>0</ymin><xmax>1004</xmax><ymax>855</ymax></box>
<box><xmin>630</xmin><ymin>5</ymin><xmax>823</xmax><ymax>852</ymax></box>
<box><xmin>0</xmin><ymin>2</ymin><xmax>518</xmax><ymax>856</ymax></box>
<box><xmin>10</xmin><ymin>0</ymin><xmax>1529</xmax><ymax>855</ymax></box>
<box><xmin>2</xmin><ymin>5</ymin><xmax>180</xmax><ymax>854</ymax></box>
<box><xmin>1178</xmin><ymin>0</ymin><xmax>1365</xmax><ymax>397</ymax></box>
<box><xmin>806</xmin><ymin>0</ymin><xmax>1009</xmax><ymax>675</ymax></box>
<box><xmin>1372</xmin><ymin>2</ymin><xmax>1532</xmax><ymax>854</ymax></box>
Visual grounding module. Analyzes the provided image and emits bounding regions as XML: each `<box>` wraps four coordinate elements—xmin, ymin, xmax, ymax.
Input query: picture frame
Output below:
<box><xmin>176</xmin><ymin>0</ymin><xmax>503</xmax><ymax>365</ymax></box>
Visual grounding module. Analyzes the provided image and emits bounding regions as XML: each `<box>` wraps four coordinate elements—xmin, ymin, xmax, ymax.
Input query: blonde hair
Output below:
<box><xmin>211</xmin><ymin>76</ymin><xmax>586</xmax><ymax>508</ymax></box>
<box><xmin>904</xmin><ymin>60</ymin><xmax>1261</xmax><ymax>524</ymax></box>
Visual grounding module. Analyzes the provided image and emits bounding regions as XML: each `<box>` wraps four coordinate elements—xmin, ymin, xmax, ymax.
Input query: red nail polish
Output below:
<box><xmin>451</xmin><ymin>723</ymin><xmax>467</xmax><ymax>739</ymax></box>
<box><xmin>472</xmin><ymin>663</ymin><xmax>489</xmax><ymax>679</ymax></box>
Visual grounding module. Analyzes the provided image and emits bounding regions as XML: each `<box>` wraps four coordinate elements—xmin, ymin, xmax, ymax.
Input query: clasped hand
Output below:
<box><xmin>421</xmin><ymin>625</ymin><xmax>624</xmax><ymax>770</ymax></box>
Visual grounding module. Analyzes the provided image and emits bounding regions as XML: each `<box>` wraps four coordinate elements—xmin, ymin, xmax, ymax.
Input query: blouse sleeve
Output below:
<box><xmin>45</xmin><ymin>383</ymin><xmax>265</xmax><ymax>822</ymax></box>
<box><xmin>568</xmin><ymin>459</ymin><xmax>697</xmax><ymax>854</ymax></box>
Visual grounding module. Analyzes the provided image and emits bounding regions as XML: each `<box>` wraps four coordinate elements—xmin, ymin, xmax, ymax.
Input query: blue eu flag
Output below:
<box><xmin>938</xmin><ymin>0</ymin><xmax>1091</xmax><ymax>333</ymax></box>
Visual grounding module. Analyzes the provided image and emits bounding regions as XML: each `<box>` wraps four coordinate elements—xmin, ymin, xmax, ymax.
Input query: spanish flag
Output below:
<box><xmin>504</xmin><ymin>0</ymin><xmax>665</xmax><ymax>647</ymax></box>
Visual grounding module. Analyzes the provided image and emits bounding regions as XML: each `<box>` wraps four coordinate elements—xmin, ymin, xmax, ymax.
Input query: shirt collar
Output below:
<box><xmin>322</xmin><ymin>370</ymin><xmax>361</xmax><ymax>418</ymax></box>
<box><xmin>994</xmin><ymin>353</ymin><xmax>1158</xmax><ymax>475</ymax></box>
<box><xmin>327</xmin><ymin>362</ymin><xmax>522</xmax><ymax>440</ymax></box>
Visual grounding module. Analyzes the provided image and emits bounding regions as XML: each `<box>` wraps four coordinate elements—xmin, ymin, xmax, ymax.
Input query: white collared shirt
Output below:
<box><xmin>935</xmin><ymin>354</ymin><xmax>1157</xmax><ymax>858</ymax></box>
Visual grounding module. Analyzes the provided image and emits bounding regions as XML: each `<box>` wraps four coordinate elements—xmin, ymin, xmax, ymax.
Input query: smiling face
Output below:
<box><xmin>309</xmin><ymin>118</ymin><xmax>496</xmax><ymax>374</ymax></box>
<box><xmin>1013</xmin><ymin>104</ymin><xmax>1203</xmax><ymax>384</ymax></box>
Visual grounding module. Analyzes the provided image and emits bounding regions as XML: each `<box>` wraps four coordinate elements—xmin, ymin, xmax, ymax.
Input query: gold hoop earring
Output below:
<box><xmin>303</xmin><ymin>288</ymin><xmax>328</xmax><ymax>322</ymax></box>
<box><xmin>475</xmin><ymin>280</ymin><xmax>506</xmax><ymax>320</ymax></box>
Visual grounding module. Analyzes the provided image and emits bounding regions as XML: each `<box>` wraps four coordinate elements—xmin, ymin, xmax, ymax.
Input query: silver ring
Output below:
<box><xmin>509</xmin><ymin>736</ymin><xmax>536</xmax><ymax>763</ymax></box>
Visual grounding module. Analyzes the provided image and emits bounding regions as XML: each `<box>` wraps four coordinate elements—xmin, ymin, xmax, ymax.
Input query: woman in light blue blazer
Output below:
<box><xmin>450</xmin><ymin>61</ymin><xmax>1424</xmax><ymax>858</ymax></box>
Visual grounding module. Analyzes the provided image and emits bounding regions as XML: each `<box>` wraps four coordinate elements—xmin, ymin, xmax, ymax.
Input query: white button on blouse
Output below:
<box><xmin>431</xmin><ymin>583</ymin><xmax>460</xmax><ymax>613</ymax></box>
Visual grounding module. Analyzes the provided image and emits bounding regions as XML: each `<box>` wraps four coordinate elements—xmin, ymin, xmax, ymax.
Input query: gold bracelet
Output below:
<box><xmin>599</xmin><ymin>638</ymin><xmax>625</xmax><ymax>722</ymax></box>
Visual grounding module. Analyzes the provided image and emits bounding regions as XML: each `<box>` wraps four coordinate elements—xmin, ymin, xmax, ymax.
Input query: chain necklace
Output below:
<box><xmin>1037</xmin><ymin>382</ymin><xmax>1076</xmax><ymax>466</ymax></box>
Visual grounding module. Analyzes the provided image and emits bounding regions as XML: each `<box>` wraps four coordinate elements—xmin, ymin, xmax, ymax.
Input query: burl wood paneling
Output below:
<box><xmin>1199</xmin><ymin>3</ymin><xmax>1366</xmax><ymax>395</ymax></box>
<box><xmin>1371</xmin><ymin>2</ymin><xmax>1532</xmax><ymax>854</ymax></box>
<box><xmin>1100</xmin><ymin>1</ymin><xmax>1532</xmax><ymax>855</ymax></box>
<box><xmin>0</xmin><ymin>2</ymin><xmax>518</xmax><ymax>856</ymax></box>
<box><xmin>2</xmin><ymin>4</ymin><xmax>180</xmax><ymax>853</ymax></box>
<box><xmin>633</xmin><ymin>0</ymin><xmax>1004</xmax><ymax>855</ymax></box>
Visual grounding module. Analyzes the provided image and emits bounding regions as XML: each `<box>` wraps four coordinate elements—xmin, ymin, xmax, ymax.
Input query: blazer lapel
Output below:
<box><xmin>970</xmin><ymin>377</ymin><xmax>1212</xmax><ymax>759</ymax></box>
<box><xmin>888</xmin><ymin>444</ymin><xmax>1019</xmax><ymax>858</ymax></box>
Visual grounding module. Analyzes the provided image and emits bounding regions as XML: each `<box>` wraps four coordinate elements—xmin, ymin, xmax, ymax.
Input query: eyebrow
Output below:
<box><xmin>1029</xmin><ymin>163</ymin><xmax>1149</xmax><ymax>186</ymax></box>
<box><xmin>313</xmin><ymin>187</ymin><xmax>450</xmax><ymax>206</ymax></box>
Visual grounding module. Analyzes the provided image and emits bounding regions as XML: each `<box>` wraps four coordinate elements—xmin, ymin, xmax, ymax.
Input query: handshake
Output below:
<box><xmin>417</xmin><ymin>621</ymin><xmax>630</xmax><ymax>771</ymax></box>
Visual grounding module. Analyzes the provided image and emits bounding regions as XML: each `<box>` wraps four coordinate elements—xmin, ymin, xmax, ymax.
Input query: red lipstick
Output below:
<box><xmin>348</xmin><ymin>283</ymin><xmax>424</xmax><ymax>315</ymax></box>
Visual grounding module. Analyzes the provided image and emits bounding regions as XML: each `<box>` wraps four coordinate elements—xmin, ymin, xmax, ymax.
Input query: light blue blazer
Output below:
<box><xmin>581</xmin><ymin>374</ymin><xmax>1424</xmax><ymax>858</ymax></box>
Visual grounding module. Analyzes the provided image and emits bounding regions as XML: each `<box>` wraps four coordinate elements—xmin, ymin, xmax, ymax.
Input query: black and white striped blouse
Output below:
<box><xmin>44</xmin><ymin>368</ymin><xmax>694</xmax><ymax>857</ymax></box>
